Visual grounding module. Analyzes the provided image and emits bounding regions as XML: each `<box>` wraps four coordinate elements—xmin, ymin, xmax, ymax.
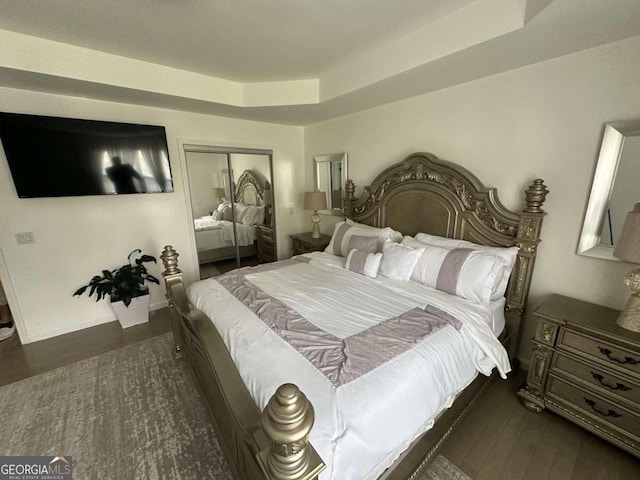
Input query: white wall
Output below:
<box><xmin>305</xmin><ymin>34</ymin><xmax>640</xmax><ymax>365</ymax></box>
<box><xmin>0</xmin><ymin>88</ymin><xmax>305</xmax><ymax>343</ymax></box>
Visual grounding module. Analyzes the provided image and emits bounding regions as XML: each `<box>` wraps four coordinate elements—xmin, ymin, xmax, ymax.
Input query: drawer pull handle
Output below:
<box><xmin>583</xmin><ymin>397</ymin><xmax>622</xmax><ymax>418</ymax></box>
<box><xmin>591</xmin><ymin>372</ymin><xmax>631</xmax><ymax>392</ymax></box>
<box><xmin>598</xmin><ymin>347</ymin><xmax>639</xmax><ymax>365</ymax></box>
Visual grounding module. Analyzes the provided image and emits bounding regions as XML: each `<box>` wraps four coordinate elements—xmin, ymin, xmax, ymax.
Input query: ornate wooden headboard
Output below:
<box><xmin>343</xmin><ymin>152</ymin><xmax>549</xmax><ymax>359</ymax></box>
<box><xmin>233</xmin><ymin>170</ymin><xmax>266</xmax><ymax>206</ymax></box>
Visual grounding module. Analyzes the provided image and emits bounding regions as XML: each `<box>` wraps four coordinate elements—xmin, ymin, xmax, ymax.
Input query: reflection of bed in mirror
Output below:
<box><xmin>194</xmin><ymin>169</ymin><xmax>270</xmax><ymax>264</ymax></box>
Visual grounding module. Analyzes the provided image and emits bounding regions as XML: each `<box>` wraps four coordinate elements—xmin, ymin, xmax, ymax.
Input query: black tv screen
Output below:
<box><xmin>0</xmin><ymin>112</ymin><xmax>173</xmax><ymax>198</ymax></box>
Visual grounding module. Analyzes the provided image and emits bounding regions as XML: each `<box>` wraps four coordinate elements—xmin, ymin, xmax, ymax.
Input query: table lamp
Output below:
<box><xmin>613</xmin><ymin>203</ymin><xmax>640</xmax><ymax>332</ymax></box>
<box><xmin>212</xmin><ymin>187</ymin><xmax>226</xmax><ymax>204</ymax></box>
<box><xmin>304</xmin><ymin>191</ymin><xmax>327</xmax><ymax>239</ymax></box>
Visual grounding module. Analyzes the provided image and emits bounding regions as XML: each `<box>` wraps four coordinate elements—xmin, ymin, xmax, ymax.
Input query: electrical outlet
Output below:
<box><xmin>15</xmin><ymin>232</ymin><xmax>35</xmax><ymax>244</ymax></box>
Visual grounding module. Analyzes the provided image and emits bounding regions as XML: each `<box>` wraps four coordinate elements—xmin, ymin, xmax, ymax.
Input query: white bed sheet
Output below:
<box><xmin>193</xmin><ymin>218</ymin><xmax>257</xmax><ymax>250</ymax></box>
<box><xmin>188</xmin><ymin>253</ymin><xmax>510</xmax><ymax>480</ymax></box>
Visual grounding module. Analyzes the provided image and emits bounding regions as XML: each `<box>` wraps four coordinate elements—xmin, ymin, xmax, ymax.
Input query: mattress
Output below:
<box><xmin>188</xmin><ymin>253</ymin><xmax>510</xmax><ymax>480</ymax></box>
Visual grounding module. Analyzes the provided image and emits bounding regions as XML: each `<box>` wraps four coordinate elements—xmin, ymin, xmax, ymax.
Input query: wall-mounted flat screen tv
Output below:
<box><xmin>0</xmin><ymin>112</ymin><xmax>173</xmax><ymax>198</ymax></box>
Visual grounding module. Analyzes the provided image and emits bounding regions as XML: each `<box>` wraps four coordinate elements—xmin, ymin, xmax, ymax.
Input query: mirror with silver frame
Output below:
<box><xmin>578</xmin><ymin>120</ymin><xmax>640</xmax><ymax>260</ymax></box>
<box><xmin>314</xmin><ymin>153</ymin><xmax>348</xmax><ymax>215</ymax></box>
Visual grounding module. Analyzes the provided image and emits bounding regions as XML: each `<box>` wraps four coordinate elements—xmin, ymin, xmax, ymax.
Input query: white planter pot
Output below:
<box><xmin>110</xmin><ymin>294</ymin><xmax>150</xmax><ymax>328</ymax></box>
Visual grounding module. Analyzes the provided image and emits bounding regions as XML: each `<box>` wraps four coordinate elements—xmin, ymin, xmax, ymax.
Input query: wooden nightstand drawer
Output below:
<box><xmin>553</xmin><ymin>353</ymin><xmax>640</xmax><ymax>407</ymax></box>
<box><xmin>256</xmin><ymin>225</ymin><xmax>276</xmax><ymax>263</ymax></box>
<box><xmin>290</xmin><ymin>232</ymin><xmax>331</xmax><ymax>256</ymax></box>
<box><xmin>292</xmin><ymin>238</ymin><xmax>314</xmax><ymax>253</ymax></box>
<box><xmin>558</xmin><ymin>328</ymin><xmax>640</xmax><ymax>378</ymax></box>
<box><xmin>547</xmin><ymin>375</ymin><xmax>640</xmax><ymax>441</ymax></box>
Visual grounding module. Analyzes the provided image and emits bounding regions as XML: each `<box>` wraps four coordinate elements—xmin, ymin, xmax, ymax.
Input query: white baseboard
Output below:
<box><xmin>23</xmin><ymin>298</ymin><xmax>169</xmax><ymax>344</ymax></box>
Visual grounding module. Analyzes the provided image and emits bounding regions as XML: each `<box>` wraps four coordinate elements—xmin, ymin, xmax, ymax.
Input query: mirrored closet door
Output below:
<box><xmin>184</xmin><ymin>145</ymin><xmax>275</xmax><ymax>279</ymax></box>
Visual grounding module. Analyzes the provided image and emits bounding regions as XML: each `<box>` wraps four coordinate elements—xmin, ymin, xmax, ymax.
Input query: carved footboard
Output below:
<box><xmin>160</xmin><ymin>246</ymin><xmax>325</xmax><ymax>480</ymax></box>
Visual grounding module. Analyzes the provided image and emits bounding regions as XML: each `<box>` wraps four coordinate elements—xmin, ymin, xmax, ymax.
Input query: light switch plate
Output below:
<box><xmin>15</xmin><ymin>232</ymin><xmax>35</xmax><ymax>244</ymax></box>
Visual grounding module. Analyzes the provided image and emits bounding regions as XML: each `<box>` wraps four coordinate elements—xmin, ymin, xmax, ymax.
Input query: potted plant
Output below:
<box><xmin>73</xmin><ymin>249</ymin><xmax>160</xmax><ymax>328</ymax></box>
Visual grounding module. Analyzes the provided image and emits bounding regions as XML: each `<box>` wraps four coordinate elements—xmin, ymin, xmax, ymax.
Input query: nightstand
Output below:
<box><xmin>290</xmin><ymin>232</ymin><xmax>331</xmax><ymax>255</ymax></box>
<box><xmin>256</xmin><ymin>225</ymin><xmax>276</xmax><ymax>263</ymax></box>
<box><xmin>518</xmin><ymin>294</ymin><xmax>640</xmax><ymax>457</ymax></box>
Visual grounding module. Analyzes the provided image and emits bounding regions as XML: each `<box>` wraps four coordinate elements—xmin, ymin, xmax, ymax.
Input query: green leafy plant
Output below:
<box><xmin>73</xmin><ymin>249</ymin><xmax>160</xmax><ymax>307</ymax></box>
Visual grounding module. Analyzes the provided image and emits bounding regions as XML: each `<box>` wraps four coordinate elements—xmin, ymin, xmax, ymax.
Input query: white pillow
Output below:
<box><xmin>402</xmin><ymin>236</ymin><xmax>508</xmax><ymax>305</ymax></box>
<box><xmin>234</xmin><ymin>203</ymin><xmax>249</xmax><ymax>223</ymax></box>
<box><xmin>344</xmin><ymin>249</ymin><xmax>383</xmax><ymax>279</ymax></box>
<box><xmin>413</xmin><ymin>232</ymin><xmax>518</xmax><ymax>299</ymax></box>
<box><xmin>379</xmin><ymin>241</ymin><xmax>424</xmax><ymax>281</ymax></box>
<box><xmin>241</xmin><ymin>206</ymin><xmax>259</xmax><ymax>225</ymax></box>
<box><xmin>211</xmin><ymin>210</ymin><xmax>223</xmax><ymax>221</ymax></box>
<box><xmin>346</xmin><ymin>219</ymin><xmax>403</xmax><ymax>243</ymax></box>
<box><xmin>221</xmin><ymin>205</ymin><xmax>233</xmax><ymax>221</ymax></box>
<box><xmin>325</xmin><ymin>220</ymin><xmax>400</xmax><ymax>257</ymax></box>
<box><xmin>217</xmin><ymin>201</ymin><xmax>230</xmax><ymax>212</ymax></box>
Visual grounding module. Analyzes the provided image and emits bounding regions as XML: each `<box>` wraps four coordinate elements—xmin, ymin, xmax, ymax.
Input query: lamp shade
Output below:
<box><xmin>304</xmin><ymin>191</ymin><xmax>327</xmax><ymax>211</ymax></box>
<box><xmin>614</xmin><ymin>203</ymin><xmax>640</xmax><ymax>264</ymax></box>
<box><xmin>212</xmin><ymin>187</ymin><xmax>226</xmax><ymax>198</ymax></box>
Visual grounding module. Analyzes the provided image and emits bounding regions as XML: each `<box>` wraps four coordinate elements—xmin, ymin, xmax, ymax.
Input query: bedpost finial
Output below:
<box><xmin>160</xmin><ymin>245</ymin><xmax>181</xmax><ymax>276</ymax></box>
<box><xmin>524</xmin><ymin>179</ymin><xmax>549</xmax><ymax>213</ymax></box>
<box><xmin>261</xmin><ymin>383</ymin><xmax>317</xmax><ymax>479</ymax></box>
<box><xmin>344</xmin><ymin>179</ymin><xmax>355</xmax><ymax>218</ymax></box>
<box><xmin>345</xmin><ymin>179</ymin><xmax>355</xmax><ymax>200</ymax></box>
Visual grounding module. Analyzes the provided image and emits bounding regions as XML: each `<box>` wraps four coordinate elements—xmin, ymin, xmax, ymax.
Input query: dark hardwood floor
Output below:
<box><xmin>441</xmin><ymin>370</ymin><xmax>640</xmax><ymax>480</ymax></box>
<box><xmin>0</xmin><ymin>307</ymin><xmax>171</xmax><ymax>387</ymax></box>
<box><xmin>1</xmin><ymin>314</ymin><xmax>639</xmax><ymax>479</ymax></box>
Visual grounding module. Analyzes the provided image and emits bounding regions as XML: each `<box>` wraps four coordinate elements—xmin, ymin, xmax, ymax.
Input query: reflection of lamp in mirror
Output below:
<box><xmin>613</xmin><ymin>203</ymin><xmax>640</xmax><ymax>332</ymax></box>
<box><xmin>212</xmin><ymin>187</ymin><xmax>226</xmax><ymax>207</ymax></box>
<box><xmin>304</xmin><ymin>191</ymin><xmax>327</xmax><ymax>239</ymax></box>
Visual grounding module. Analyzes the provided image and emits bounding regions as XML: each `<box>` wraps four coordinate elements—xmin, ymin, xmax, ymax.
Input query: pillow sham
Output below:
<box><xmin>241</xmin><ymin>206</ymin><xmax>259</xmax><ymax>225</ymax></box>
<box><xmin>413</xmin><ymin>232</ymin><xmax>518</xmax><ymax>300</ymax></box>
<box><xmin>348</xmin><ymin>235</ymin><xmax>379</xmax><ymax>253</ymax></box>
<box><xmin>325</xmin><ymin>220</ymin><xmax>399</xmax><ymax>257</ymax></box>
<box><xmin>345</xmin><ymin>249</ymin><xmax>383</xmax><ymax>279</ymax></box>
<box><xmin>234</xmin><ymin>203</ymin><xmax>249</xmax><ymax>223</ymax></box>
<box><xmin>379</xmin><ymin>241</ymin><xmax>424</xmax><ymax>281</ymax></box>
<box><xmin>211</xmin><ymin>210</ymin><xmax>223</xmax><ymax>221</ymax></box>
<box><xmin>221</xmin><ymin>205</ymin><xmax>234</xmax><ymax>221</ymax></box>
<box><xmin>345</xmin><ymin>219</ymin><xmax>403</xmax><ymax>243</ymax></box>
<box><xmin>217</xmin><ymin>201</ymin><xmax>230</xmax><ymax>212</ymax></box>
<box><xmin>402</xmin><ymin>236</ymin><xmax>508</xmax><ymax>305</ymax></box>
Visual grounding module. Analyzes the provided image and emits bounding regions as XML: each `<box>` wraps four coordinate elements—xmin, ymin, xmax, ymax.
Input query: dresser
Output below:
<box><xmin>256</xmin><ymin>225</ymin><xmax>276</xmax><ymax>263</ymax></box>
<box><xmin>290</xmin><ymin>232</ymin><xmax>331</xmax><ymax>255</ymax></box>
<box><xmin>518</xmin><ymin>294</ymin><xmax>640</xmax><ymax>457</ymax></box>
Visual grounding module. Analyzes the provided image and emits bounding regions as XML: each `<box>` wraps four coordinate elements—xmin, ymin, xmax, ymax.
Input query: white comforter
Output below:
<box><xmin>193</xmin><ymin>217</ymin><xmax>257</xmax><ymax>249</ymax></box>
<box><xmin>188</xmin><ymin>252</ymin><xmax>510</xmax><ymax>480</ymax></box>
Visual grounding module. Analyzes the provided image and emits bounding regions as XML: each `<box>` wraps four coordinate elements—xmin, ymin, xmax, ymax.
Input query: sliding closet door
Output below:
<box><xmin>184</xmin><ymin>145</ymin><xmax>275</xmax><ymax>279</ymax></box>
<box><xmin>228</xmin><ymin>153</ymin><xmax>275</xmax><ymax>268</ymax></box>
<box><xmin>184</xmin><ymin>150</ymin><xmax>236</xmax><ymax>279</ymax></box>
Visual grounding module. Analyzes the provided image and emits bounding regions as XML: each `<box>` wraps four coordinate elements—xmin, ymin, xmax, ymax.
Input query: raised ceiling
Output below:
<box><xmin>1</xmin><ymin>0</ymin><xmax>640</xmax><ymax>125</ymax></box>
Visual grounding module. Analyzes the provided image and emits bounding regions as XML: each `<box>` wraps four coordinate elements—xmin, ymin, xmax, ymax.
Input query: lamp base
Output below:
<box><xmin>310</xmin><ymin>211</ymin><xmax>321</xmax><ymax>239</ymax></box>
<box><xmin>618</xmin><ymin>293</ymin><xmax>640</xmax><ymax>332</ymax></box>
<box><xmin>618</xmin><ymin>269</ymin><xmax>640</xmax><ymax>332</ymax></box>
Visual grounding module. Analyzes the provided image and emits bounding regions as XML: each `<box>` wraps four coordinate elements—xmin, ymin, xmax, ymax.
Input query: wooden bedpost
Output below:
<box><xmin>343</xmin><ymin>179</ymin><xmax>355</xmax><ymax>218</ymax></box>
<box><xmin>257</xmin><ymin>384</ymin><xmax>326</xmax><ymax>480</ymax></box>
<box><xmin>160</xmin><ymin>245</ymin><xmax>186</xmax><ymax>358</ymax></box>
<box><xmin>505</xmin><ymin>179</ymin><xmax>549</xmax><ymax>359</ymax></box>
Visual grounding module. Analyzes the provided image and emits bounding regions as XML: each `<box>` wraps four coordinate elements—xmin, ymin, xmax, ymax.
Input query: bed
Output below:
<box><xmin>195</xmin><ymin>169</ymin><xmax>271</xmax><ymax>264</ymax></box>
<box><xmin>161</xmin><ymin>152</ymin><xmax>548</xmax><ymax>480</ymax></box>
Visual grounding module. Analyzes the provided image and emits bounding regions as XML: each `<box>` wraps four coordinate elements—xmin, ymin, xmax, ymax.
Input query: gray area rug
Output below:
<box><xmin>0</xmin><ymin>333</ymin><xmax>471</xmax><ymax>479</ymax></box>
